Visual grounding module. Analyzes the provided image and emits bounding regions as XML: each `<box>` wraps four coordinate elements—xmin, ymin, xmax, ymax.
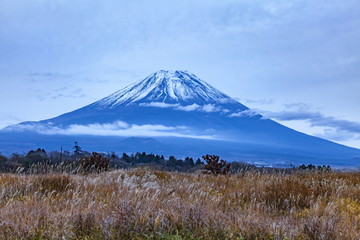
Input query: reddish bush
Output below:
<box><xmin>79</xmin><ymin>152</ymin><xmax>109</xmax><ymax>173</ymax></box>
<box><xmin>202</xmin><ymin>154</ymin><xmax>231</xmax><ymax>175</ymax></box>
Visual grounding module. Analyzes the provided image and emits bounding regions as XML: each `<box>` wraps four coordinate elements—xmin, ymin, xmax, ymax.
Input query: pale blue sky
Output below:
<box><xmin>1</xmin><ymin>0</ymin><xmax>360</xmax><ymax>148</ymax></box>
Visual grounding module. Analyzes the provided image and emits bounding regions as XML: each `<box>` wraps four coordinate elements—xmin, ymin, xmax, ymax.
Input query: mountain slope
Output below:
<box><xmin>1</xmin><ymin>70</ymin><xmax>360</xmax><ymax>167</ymax></box>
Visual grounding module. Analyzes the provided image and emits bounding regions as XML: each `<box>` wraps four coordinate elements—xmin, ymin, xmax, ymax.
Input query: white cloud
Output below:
<box><xmin>229</xmin><ymin>110</ymin><xmax>260</xmax><ymax>118</ymax></box>
<box><xmin>80</xmin><ymin>121</ymin><xmax>130</xmax><ymax>130</ymax></box>
<box><xmin>176</xmin><ymin>103</ymin><xmax>200</xmax><ymax>111</ymax></box>
<box><xmin>7</xmin><ymin>121</ymin><xmax>217</xmax><ymax>140</ymax></box>
<box><xmin>201</xmin><ymin>104</ymin><xmax>221</xmax><ymax>112</ymax></box>
<box><xmin>139</xmin><ymin>102</ymin><xmax>179</xmax><ymax>108</ymax></box>
<box><xmin>139</xmin><ymin>102</ymin><xmax>223</xmax><ymax>113</ymax></box>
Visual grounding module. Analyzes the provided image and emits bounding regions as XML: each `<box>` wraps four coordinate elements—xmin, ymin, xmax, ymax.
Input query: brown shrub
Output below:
<box><xmin>202</xmin><ymin>155</ymin><xmax>231</xmax><ymax>175</ymax></box>
<box><xmin>79</xmin><ymin>152</ymin><xmax>109</xmax><ymax>173</ymax></box>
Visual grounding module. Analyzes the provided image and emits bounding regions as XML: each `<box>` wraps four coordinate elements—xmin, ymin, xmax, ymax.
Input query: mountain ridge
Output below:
<box><xmin>1</xmin><ymin>70</ymin><xmax>360</xmax><ymax>167</ymax></box>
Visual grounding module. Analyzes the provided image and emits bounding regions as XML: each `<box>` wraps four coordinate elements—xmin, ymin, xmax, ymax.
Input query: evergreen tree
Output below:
<box><xmin>185</xmin><ymin>157</ymin><xmax>195</xmax><ymax>167</ymax></box>
<box><xmin>140</xmin><ymin>152</ymin><xmax>147</xmax><ymax>162</ymax></box>
<box><xmin>24</xmin><ymin>148</ymin><xmax>48</xmax><ymax>167</ymax></box>
<box><xmin>0</xmin><ymin>153</ymin><xmax>6</xmax><ymax>166</ymax></box>
<box><xmin>168</xmin><ymin>155</ymin><xmax>177</xmax><ymax>163</ymax></box>
<box><xmin>122</xmin><ymin>152</ymin><xmax>130</xmax><ymax>162</ymax></box>
<box><xmin>73</xmin><ymin>142</ymin><xmax>83</xmax><ymax>155</ymax></box>
<box><xmin>134</xmin><ymin>152</ymin><xmax>140</xmax><ymax>161</ymax></box>
<box><xmin>195</xmin><ymin>158</ymin><xmax>203</xmax><ymax>165</ymax></box>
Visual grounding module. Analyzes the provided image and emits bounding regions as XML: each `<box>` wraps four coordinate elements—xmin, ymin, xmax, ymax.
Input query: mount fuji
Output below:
<box><xmin>1</xmin><ymin>70</ymin><xmax>360</xmax><ymax>168</ymax></box>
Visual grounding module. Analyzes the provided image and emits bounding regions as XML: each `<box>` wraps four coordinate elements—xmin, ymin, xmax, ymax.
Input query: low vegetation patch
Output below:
<box><xmin>0</xmin><ymin>169</ymin><xmax>359</xmax><ymax>239</ymax></box>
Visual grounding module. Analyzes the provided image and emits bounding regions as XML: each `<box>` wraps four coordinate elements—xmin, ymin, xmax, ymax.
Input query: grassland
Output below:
<box><xmin>0</xmin><ymin>169</ymin><xmax>359</xmax><ymax>239</ymax></box>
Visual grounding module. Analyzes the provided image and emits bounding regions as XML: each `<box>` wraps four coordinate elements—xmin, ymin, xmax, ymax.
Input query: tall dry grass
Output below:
<box><xmin>0</xmin><ymin>169</ymin><xmax>359</xmax><ymax>239</ymax></box>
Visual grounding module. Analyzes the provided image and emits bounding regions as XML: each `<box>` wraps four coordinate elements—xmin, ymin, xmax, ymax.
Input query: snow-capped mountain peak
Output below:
<box><xmin>94</xmin><ymin>70</ymin><xmax>237</xmax><ymax>108</ymax></box>
<box><xmin>2</xmin><ymin>70</ymin><xmax>360</xmax><ymax>167</ymax></box>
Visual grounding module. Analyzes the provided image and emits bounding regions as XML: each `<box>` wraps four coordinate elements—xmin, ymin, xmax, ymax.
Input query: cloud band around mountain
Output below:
<box><xmin>139</xmin><ymin>102</ymin><xmax>223</xmax><ymax>113</ymax></box>
<box><xmin>7</xmin><ymin>121</ymin><xmax>218</xmax><ymax>140</ymax></box>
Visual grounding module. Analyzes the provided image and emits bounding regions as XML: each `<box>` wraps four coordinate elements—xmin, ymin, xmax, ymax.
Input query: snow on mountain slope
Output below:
<box><xmin>92</xmin><ymin>70</ymin><xmax>243</xmax><ymax>108</ymax></box>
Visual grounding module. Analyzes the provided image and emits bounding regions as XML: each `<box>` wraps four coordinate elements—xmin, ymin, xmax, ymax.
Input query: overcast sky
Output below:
<box><xmin>1</xmin><ymin>0</ymin><xmax>360</xmax><ymax>148</ymax></box>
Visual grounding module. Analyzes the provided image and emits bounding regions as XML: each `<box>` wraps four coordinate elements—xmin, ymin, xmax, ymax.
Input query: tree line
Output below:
<box><xmin>0</xmin><ymin>142</ymin><xmax>333</xmax><ymax>174</ymax></box>
<box><xmin>0</xmin><ymin>144</ymin><xmax>205</xmax><ymax>173</ymax></box>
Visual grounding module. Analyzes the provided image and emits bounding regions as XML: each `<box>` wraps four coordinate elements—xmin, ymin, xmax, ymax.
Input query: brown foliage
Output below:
<box><xmin>79</xmin><ymin>152</ymin><xmax>109</xmax><ymax>173</ymax></box>
<box><xmin>0</xmin><ymin>170</ymin><xmax>359</xmax><ymax>239</ymax></box>
<box><xmin>32</xmin><ymin>174</ymin><xmax>73</xmax><ymax>194</ymax></box>
<box><xmin>202</xmin><ymin>154</ymin><xmax>231</xmax><ymax>175</ymax></box>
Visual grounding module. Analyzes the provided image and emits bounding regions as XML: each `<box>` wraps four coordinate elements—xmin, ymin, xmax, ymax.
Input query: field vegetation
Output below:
<box><xmin>0</xmin><ymin>167</ymin><xmax>359</xmax><ymax>239</ymax></box>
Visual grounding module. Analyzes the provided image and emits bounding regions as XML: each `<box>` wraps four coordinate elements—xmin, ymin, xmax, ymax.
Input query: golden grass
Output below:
<box><xmin>0</xmin><ymin>169</ymin><xmax>359</xmax><ymax>239</ymax></box>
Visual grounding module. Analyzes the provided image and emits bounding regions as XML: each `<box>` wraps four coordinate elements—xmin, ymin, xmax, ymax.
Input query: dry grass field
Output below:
<box><xmin>0</xmin><ymin>169</ymin><xmax>359</xmax><ymax>239</ymax></box>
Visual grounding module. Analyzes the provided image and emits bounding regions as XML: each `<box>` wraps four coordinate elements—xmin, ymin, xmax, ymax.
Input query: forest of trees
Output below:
<box><xmin>0</xmin><ymin>143</ymin><xmax>332</xmax><ymax>174</ymax></box>
<box><xmin>0</xmin><ymin>143</ymin><xmax>205</xmax><ymax>173</ymax></box>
